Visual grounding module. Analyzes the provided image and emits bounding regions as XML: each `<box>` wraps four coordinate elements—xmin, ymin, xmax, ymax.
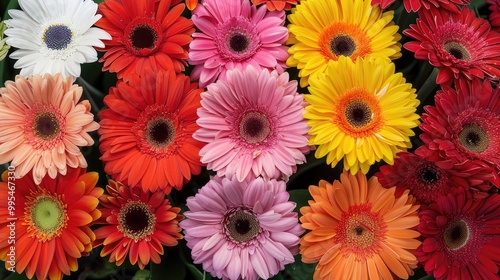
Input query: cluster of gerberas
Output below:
<box><xmin>0</xmin><ymin>0</ymin><xmax>500</xmax><ymax>280</ymax></box>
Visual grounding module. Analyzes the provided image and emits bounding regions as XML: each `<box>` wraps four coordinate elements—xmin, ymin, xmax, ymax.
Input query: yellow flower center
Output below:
<box><xmin>319</xmin><ymin>22</ymin><xmax>371</xmax><ymax>61</ymax></box>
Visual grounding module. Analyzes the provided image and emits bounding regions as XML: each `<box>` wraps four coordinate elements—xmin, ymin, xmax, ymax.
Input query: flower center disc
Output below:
<box><xmin>330</xmin><ymin>34</ymin><xmax>357</xmax><ymax>57</ymax></box>
<box><xmin>226</xmin><ymin>210</ymin><xmax>260</xmax><ymax>242</ymax></box>
<box><xmin>459</xmin><ymin>123</ymin><xmax>489</xmax><ymax>153</ymax></box>
<box><xmin>418</xmin><ymin>164</ymin><xmax>439</xmax><ymax>186</ymax></box>
<box><xmin>345</xmin><ymin>100</ymin><xmax>373</xmax><ymax>128</ymax></box>
<box><xmin>30</xmin><ymin>195</ymin><xmax>66</xmax><ymax>238</ymax></box>
<box><xmin>228</xmin><ymin>33</ymin><xmax>249</xmax><ymax>53</ymax></box>
<box><xmin>444</xmin><ymin>219</ymin><xmax>470</xmax><ymax>250</ymax></box>
<box><xmin>239</xmin><ymin>112</ymin><xmax>271</xmax><ymax>144</ymax></box>
<box><xmin>43</xmin><ymin>24</ymin><xmax>72</xmax><ymax>50</ymax></box>
<box><xmin>33</xmin><ymin>112</ymin><xmax>61</xmax><ymax>140</ymax></box>
<box><xmin>118</xmin><ymin>201</ymin><xmax>156</xmax><ymax>240</ymax></box>
<box><xmin>130</xmin><ymin>24</ymin><xmax>157</xmax><ymax>50</ymax></box>
<box><xmin>146</xmin><ymin>118</ymin><xmax>176</xmax><ymax>148</ymax></box>
<box><xmin>444</xmin><ymin>42</ymin><xmax>471</xmax><ymax>60</ymax></box>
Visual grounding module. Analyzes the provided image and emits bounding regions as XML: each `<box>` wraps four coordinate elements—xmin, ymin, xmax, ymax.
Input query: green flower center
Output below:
<box><xmin>30</xmin><ymin>195</ymin><xmax>66</xmax><ymax>238</ymax></box>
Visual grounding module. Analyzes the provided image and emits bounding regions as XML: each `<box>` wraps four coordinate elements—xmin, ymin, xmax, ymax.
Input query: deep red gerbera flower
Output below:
<box><xmin>420</xmin><ymin>79</ymin><xmax>500</xmax><ymax>178</ymax></box>
<box><xmin>404</xmin><ymin>7</ymin><xmax>500</xmax><ymax>85</ymax></box>
<box><xmin>416</xmin><ymin>190</ymin><xmax>500</xmax><ymax>280</ymax></box>
<box><xmin>376</xmin><ymin>146</ymin><xmax>496</xmax><ymax>204</ymax></box>
<box><xmin>487</xmin><ymin>0</ymin><xmax>500</xmax><ymax>32</ymax></box>
<box><xmin>403</xmin><ymin>0</ymin><xmax>469</xmax><ymax>13</ymax></box>
<box><xmin>96</xmin><ymin>0</ymin><xmax>194</xmax><ymax>82</ymax></box>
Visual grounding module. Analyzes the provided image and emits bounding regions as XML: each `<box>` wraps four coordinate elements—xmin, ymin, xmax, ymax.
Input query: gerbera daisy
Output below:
<box><xmin>416</xmin><ymin>190</ymin><xmax>500</xmax><ymax>280</ymax></box>
<box><xmin>93</xmin><ymin>179</ymin><xmax>183</xmax><ymax>270</ymax></box>
<box><xmin>0</xmin><ymin>167</ymin><xmax>103</xmax><ymax>280</ymax></box>
<box><xmin>487</xmin><ymin>0</ymin><xmax>500</xmax><ymax>32</ymax></box>
<box><xmin>193</xmin><ymin>66</ymin><xmax>311</xmax><ymax>182</ymax></box>
<box><xmin>287</xmin><ymin>0</ymin><xmax>401</xmax><ymax>87</ymax></box>
<box><xmin>251</xmin><ymin>0</ymin><xmax>300</xmax><ymax>11</ymax></box>
<box><xmin>98</xmin><ymin>71</ymin><xmax>203</xmax><ymax>194</ymax></box>
<box><xmin>96</xmin><ymin>0</ymin><xmax>194</xmax><ymax>82</ymax></box>
<box><xmin>300</xmin><ymin>171</ymin><xmax>421</xmax><ymax>280</ymax></box>
<box><xmin>0</xmin><ymin>74</ymin><xmax>99</xmax><ymax>185</ymax></box>
<box><xmin>375</xmin><ymin>146</ymin><xmax>496</xmax><ymax>205</ymax></box>
<box><xmin>4</xmin><ymin>0</ymin><xmax>110</xmax><ymax>79</ymax></box>
<box><xmin>304</xmin><ymin>56</ymin><xmax>420</xmax><ymax>175</ymax></box>
<box><xmin>180</xmin><ymin>175</ymin><xmax>304</xmax><ymax>280</ymax></box>
<box><xmin>371</xmin><ymin>0</ymin><xmax>395</xmax><ymax>9</ymax></box>
<box><xmin>420</xmin><ymin>78</ymin><xmax>500</xmax><ymax>172</ymax></box>
<box><xmin>404</xmin><ymin>7</ymin><xmax>500</xmax><ymax>85</ymax></box>
<box><xmin>188</xmin><ymin>0</ymin><xmax>289</xmax><ymax>87</ymax></box>
<box><xmin>403</xmin><ymin>0</ymin><xmax>469</xmax><ymax>13</ymax></box>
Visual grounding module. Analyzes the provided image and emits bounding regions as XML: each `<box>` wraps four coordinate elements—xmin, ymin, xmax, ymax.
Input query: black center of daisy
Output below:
<box><xmin>345</xmin><ymin>100</ymin><xmax>372</xmax><ymax>128</ymax></box>
<box><xmin>444</xmin><ymin>42</ymin><xmax>471</xmax><ymax>60</ymax></box>
<box><xmin>146</xmin><ymin>118</ymin><xmax>175</xmax><ymax>148</ymax></box>
<box><xmin>227</xmin><ymin>210</ymin><xmax>260</xmax><ymax>242</ymax></box>
<box><xmin>419</xmin><ymin>165</ymin><xmax>439</xmax><ymax>185</ymax></box>
<box><xmin>119</xmin><ymin>201</ymin><xmax>156</xmax><ymax>240</ymax></box>
<box><xmin>239</xmin><ymin>112</ymin><xmax>271</xmax><ymax>144</ymax></box>
<box><xmin>43</xmin><ymin>24</ymin><xmax>72</xmax><ymax>50</ymax></box>
<box><xmin>355</xmin><ymin>226</ymin><xmax>364</xmax><ymax>235</ymax></box>
<box><xmin>444</xmin><ymin>219</ymin><xmax>470</xmax><ymax>250</ymax></box>
<box><xmin>459</xmin><ymin>123</ymin><xmax>489</xmax><ymax>153</ymax></box>
<box><xmin>33</xmin><ymin>112</ymin><xmax>60</xmax><ymax>140</ymax></box>
<box><xmin>228</xmin><ymin>33</ymin><xmax>249</xmax><ymax>53</ymax></box>
<box><xmin>130</xmin><ymin>25</ymin><xmax>157</xmax><ymax>49</ymax></box>
<box><xmin>330</xmin><ymin>34</ymin><xmax>356</xmax><ymax>56</ymax></box>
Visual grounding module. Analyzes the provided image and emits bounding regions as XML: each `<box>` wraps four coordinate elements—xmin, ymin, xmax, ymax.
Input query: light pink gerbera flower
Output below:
<box><xmin>180</xmin><ymin>175</ymin><xmax>304</xmax><ymax>280</ymax></box>
<box><xmin>189</xmin><ymin>0</ymin><xmax>289</xmax><ymax>87</ymax></box>
<box><xmin>193</xmin><ymin>66</ymin><xmax>311</xmax><ymax>182</ymax></box>
<box><xmin>0</xmin><ymin>74</ymin><xmax>99</xmax><ymax>184</ymax></box>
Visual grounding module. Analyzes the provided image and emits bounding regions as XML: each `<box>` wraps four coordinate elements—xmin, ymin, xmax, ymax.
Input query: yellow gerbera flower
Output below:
<box><xmin>287</xmin><ymin>0</ymin><xmax>401</xmax><ymax>87</ymax></box>
<box><xmin>304</xmin><ymin>56</ymin><xmax>420</xmax><ymax>174</ymax></box>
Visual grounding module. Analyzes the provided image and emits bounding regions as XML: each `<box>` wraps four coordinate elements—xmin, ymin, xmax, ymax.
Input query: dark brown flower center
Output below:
<box><xmin>444</xmin><ymin>219</ymin><xmax>469</xmax><ymax>250</ymax></box>
<box><xmin>345</xmin><ymin>100</ymin><xmax>372</xmax><ymax>128</ymax></box>
<box><xmin>459</xmin><ymin>123</ymin><xmax>489</xmax><ymax>153</ymax></box>
<box><xmin>33</xmin><ymin>112</ymin><xmax>60</xmax><ymax>140</ymax></box>
<box><xmin>146</xmin><ymin>118</ymin><xmax>175</xmax><ymax>148</ymax></box>
<box><xmin>330</xmin><ymin>34</ymin><xmax>356</xmax><ymax>56</ymax></box>
<box><xmin>444</xmin><ymin>42</ymin><xmax>470</xmax><ymax>60</ymax></box>
<box><xmin>228</xmin><ymin>33</ymin><xmax>249</xmax><ymax>53</ymax></box>
<box><xmin>118</xmin><ymin>201</ymin><xmax>156</xmax><ymax>240</ymax></box>
<box><xmin>43</xmin><ymin>24</ymin><xmax>72</xmax><ymax>50</ymax></box>
<box><xmin>130</xmin><ymin>24</ymin><xmax>157</xmax><ymax>50</ymax></box>
<box><xmin>227</xmin><ymin>210</ymin><xmax>260</xmax><ymax>242</ymax></box>
<box><xmin>239</xmin><ymin>112</ymin><xmax>270</xmax><ymax>144</ymax></box>
<box><xmin>418</xmin><ymin>164</ymin><xmax>439</xmax><ymax>186</ymax></box>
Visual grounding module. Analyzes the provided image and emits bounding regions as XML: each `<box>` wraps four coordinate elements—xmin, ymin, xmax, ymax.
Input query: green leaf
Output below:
<box><xmin>288</xmin><ymin>189</ymin><xmax>312</xmax><ymax>215</ymax></box>
<box><xmin>283</xmin><ymin>254</ymin><xmax>316</xmax><ymax>280</ymax></box>
<box><xmin>3</xmin><ymin>0</ymin><xmax>19</xmax><ymax>20</ymax></box>
<box><xmin>133</xmin><ymin>269</ymin><xmax>150</xmax><ymax>280</ymax></box>
<box><xmin>4</xmin><ymin>272</ymin><xmax>29</xmax><ymax>280</ymax></box>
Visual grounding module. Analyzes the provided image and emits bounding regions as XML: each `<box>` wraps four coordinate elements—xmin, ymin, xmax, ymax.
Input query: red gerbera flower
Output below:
<box><xmin>404</xmin><ymin>7</ymin><xmax>500</xmax><ymax>85</ymax></box>
<box><xmin>420</xmin><ymin>78</ymin><xmax>500</xmax><ymax>177</ymax></box>
<box><xmin>487</xmin><ymin>0</ymin><xmax>500</xmax><ymax>32</ymax></box>
<box><xmin>371</xmin><ymin>0</ymin><xmax>395</xmax><ymax>9</ymax></box>
<box><xmin>96</xmin><ymin>0</ymin><xmax>194</xmax><ymax>82</ymax></box>
<box><xmin>0</xmin><ymin>168</ymin><xmax>103</xmax><ymax>280</ymax></box>
<box><xmin>251</xmin><ymin>0</ymin><xmax>299</xmax><ymax>11</ymax></box>
<box><xmin>417</xmin><ymin>190</ymin><xmax>500</xmax><ymax>280</ymax></box>
<box><xmin>403</xmin><ymin>0</ymin><xmax>469</xmax><ymax>13</ymax></box>
<box><xmin>98</xmin><ymin>71</ymin><xmax>204</xmax><ymax>194</ymax></box>
<box><xmin>94</xmin><ymin>179</ymin><xmax>183</xmax><ymax>269</ymax></box>
<box><xmin>376</xmin><ymin>146</ymin><xmax>496</xmax><ymax>204</ymax></box>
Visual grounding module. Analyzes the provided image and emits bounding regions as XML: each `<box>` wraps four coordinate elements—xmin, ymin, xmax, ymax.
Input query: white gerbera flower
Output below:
<box><xmin>4</xmin><ymin>0</ymin><xmax>111</xmax><ymax>79</ymax></box>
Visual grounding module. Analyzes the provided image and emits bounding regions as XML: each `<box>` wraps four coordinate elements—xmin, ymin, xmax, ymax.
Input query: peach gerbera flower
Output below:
<box><xmin>300</xmin><ymin>171</ymin><xmax>421</xmax><ymax>280</ymax></box>
<box><xmin>0</xmin><ymin>74</ymin><xmax>99</xmax><ymax>184</ymax></box>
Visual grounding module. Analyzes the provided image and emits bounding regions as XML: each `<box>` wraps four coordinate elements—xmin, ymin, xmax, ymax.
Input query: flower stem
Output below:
<box><xmin>417</xmin><ymin>67</ymin><xmax>439</xmax><ymax>104</ymax></box>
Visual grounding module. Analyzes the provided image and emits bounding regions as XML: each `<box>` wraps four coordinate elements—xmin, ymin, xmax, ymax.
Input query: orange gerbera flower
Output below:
<box><xmin>98</xmin><ymin>71</ymin><xmax>203</xmax><ymax>194</ymax></box>
<box><xmin>96</xmin><ymin>0</ymin><xmax>194</xmax><ymax>82</ymax></box>
<box><xmin>251</xmin><ymin>0</ymin><xmax>300</xmax><ymax>11</ymax></box>
<box><xmin>300</xmin><ymin>171</ymin><xmax>421</xmax><ymax>280</ymax></box>
<box><xmin>93</xmin><ymin>180</ymin><xmax>183</xmax><ymax>269</ymax></box>
<box><xmin>0</xmin><ymin>168</ymin><xmax>103</xmax><ymax>280</ymax></box>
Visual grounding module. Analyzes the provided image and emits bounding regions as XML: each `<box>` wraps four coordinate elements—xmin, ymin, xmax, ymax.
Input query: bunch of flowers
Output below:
<box><xmin>0</xmin><ymin>0</ymin><xmax>499</xmax><ymax>279</ymax></box>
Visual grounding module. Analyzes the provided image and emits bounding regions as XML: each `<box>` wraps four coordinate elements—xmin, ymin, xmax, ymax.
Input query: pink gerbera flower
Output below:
<box><xmin>193</xmin><ymin>66</ymin><xmax>311</xmax><ymax>182</ymax></box>
<box><xmin>404</xmin><ymin>7</ymin><xmax>500</xmax><ymax>85</ymax></box>
<box><xmin>0</xmin><ymin>74</ymin><xmax>99</xmax><ymax>184</ymax></box>
<box><xmin>189</xmin><ymin>0</ymin><xmax>289</xmax><ymax>87</ymax></box>
<box><xmin>180</xmin><ymin>175</ymin><xmax>304</xmax><ymax>280</ymax></box>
